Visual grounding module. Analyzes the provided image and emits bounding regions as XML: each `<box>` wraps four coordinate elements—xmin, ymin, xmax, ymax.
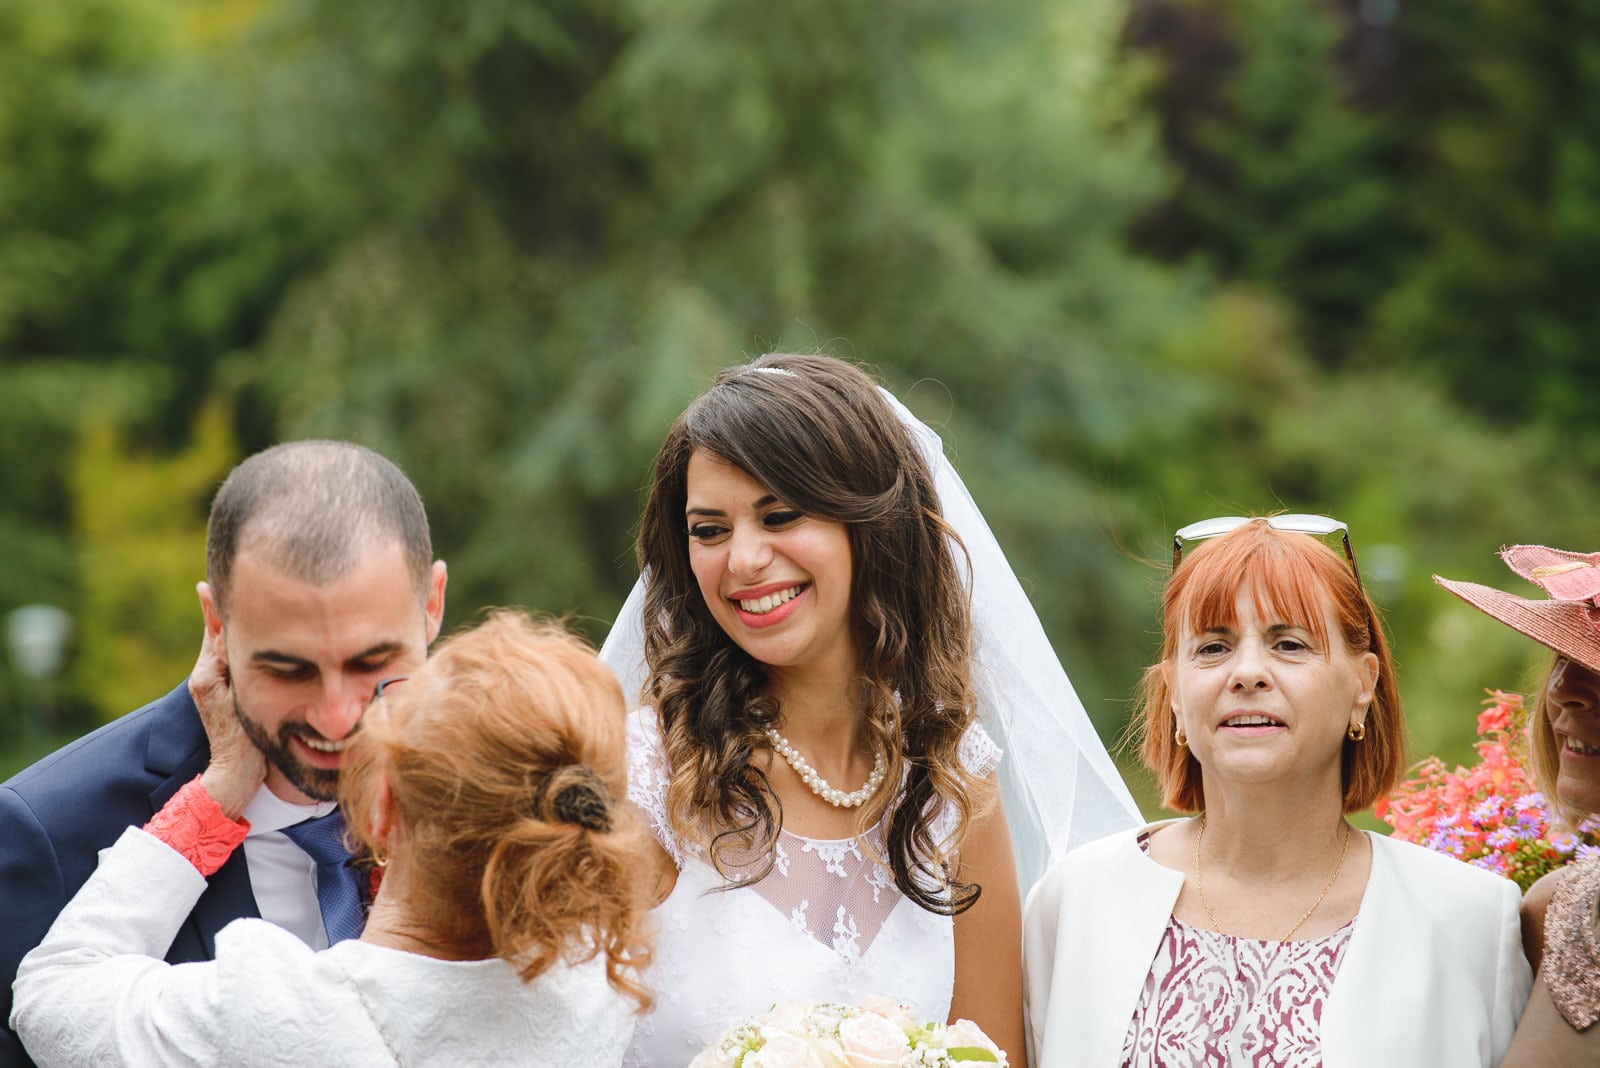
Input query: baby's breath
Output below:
<box><xmin>699</xmin><ymin>997</ymin><xmax>1007</xmax><ymax>1066</ymax></box>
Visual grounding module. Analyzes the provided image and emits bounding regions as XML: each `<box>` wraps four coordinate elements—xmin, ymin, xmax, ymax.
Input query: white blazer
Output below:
<box><xmin>1022</xmin><ymin>822</ymin><xmax>1531</xmax><ymax>1068</ymax></box>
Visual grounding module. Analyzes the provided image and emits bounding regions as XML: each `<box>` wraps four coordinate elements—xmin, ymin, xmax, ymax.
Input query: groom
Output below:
<box><xmin>0</xmin><ymin>440</ymin><xmax>447</xmax><ymax>1065</ymax></box>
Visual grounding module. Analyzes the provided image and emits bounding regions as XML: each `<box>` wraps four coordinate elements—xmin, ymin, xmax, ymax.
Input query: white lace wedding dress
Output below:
<box><xmin>623</xmin><ymin>708</ymin><xmax>999</xmax><ymax>1066</ymax></box>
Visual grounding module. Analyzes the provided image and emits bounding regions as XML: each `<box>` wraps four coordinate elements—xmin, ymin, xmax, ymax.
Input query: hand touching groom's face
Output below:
<box><xmin>197</xmin><ymin>541</ymin><xmax>446</xmax><ymax>804</ymax></box>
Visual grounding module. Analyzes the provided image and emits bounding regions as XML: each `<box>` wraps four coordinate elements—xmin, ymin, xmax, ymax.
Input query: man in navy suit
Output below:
<box><xmin>0</xmin><ymin>440</ymin><xmax>446</xmax><ymax>1065</ymax></box>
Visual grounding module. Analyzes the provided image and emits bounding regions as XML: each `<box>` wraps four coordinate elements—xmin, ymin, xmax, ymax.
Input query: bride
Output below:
<box><xmin>602</xmin><ymin>353</ymin><xmax>1140</xmax><ymax>1066</ymax></box>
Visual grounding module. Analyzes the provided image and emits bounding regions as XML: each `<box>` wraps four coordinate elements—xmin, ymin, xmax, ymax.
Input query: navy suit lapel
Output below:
<box><xmin>191</xmin><ymin>852</ymin><xmax>260</xmax><ymax>958</ymax></box>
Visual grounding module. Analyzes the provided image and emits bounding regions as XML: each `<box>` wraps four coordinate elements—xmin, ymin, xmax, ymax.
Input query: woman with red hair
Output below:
<box><xmin>14</xmin><ymin>611</ymin><xmax>655</xmax><ymax>1065</ymax></box>
<box><xmin>1024</xmin><ymin>516</ymin><xmax>1530</xmax><ymax>1066</ymax></box>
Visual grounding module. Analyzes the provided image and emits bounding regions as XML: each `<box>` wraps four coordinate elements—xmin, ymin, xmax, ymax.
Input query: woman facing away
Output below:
<box><xmin>603</xmin><ymin>352</ymin><xmax>1075</xmax><ymax>1066</ymax></box>
<box><xmin>12</xmin><ymin>610</ymin><xmax>655</xmax><ymax>1066</ymax></box>
<box><xmin>1436</xmin><ymin>545</ymin><xmax>1600</xmax><ymax>1064</ymax></box>
<box><xmin>1023</xmin><ymin>516</ymin><xmax>1530</xmax><ymax>1067</ymax></box>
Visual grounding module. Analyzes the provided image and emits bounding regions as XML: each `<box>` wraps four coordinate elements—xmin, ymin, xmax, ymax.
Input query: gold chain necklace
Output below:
<box><xmin>1192</xmin><ymin>816</ymin><xmax>1351</xmax><ymax>941</ymax></box>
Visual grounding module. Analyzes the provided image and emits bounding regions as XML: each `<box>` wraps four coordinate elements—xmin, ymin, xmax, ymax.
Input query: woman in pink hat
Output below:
<box><xmin>1437</xmin><ymin>546</ymin><xmax>1600</xmax><ymax>1064</ymax></box>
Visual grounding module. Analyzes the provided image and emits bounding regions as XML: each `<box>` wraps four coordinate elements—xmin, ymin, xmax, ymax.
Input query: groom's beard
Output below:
<box><xmin>232</xmin><ymin>696</ymin><xmax>343</xmax><ymax>802</ymax></box>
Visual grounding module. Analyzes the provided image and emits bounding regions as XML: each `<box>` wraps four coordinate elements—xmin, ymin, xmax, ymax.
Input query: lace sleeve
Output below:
<box><xmin>143</xmin><ymin>777</ymin><xmax>250</xmax><ymax>877</ymax></box>
<box><xmin>960</xmin><ymin>719</ymin><xmax>1002</xmax><ymax>781</ymax></box>
<box><xmin>923</xmin><ymin>721</ymin><xmax>1004</xmax><ymax>854</ymax></box>
<box><xmin>625</xmin><ymin>708</ymin><xmax>687</xmax><ymax>870</ymax></box>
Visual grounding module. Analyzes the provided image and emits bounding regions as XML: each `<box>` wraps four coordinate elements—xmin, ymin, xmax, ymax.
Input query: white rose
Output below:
<box><xmin>944</xmin><ymin>1019</ymin><xmax>1006</xmax><ymax>1064</ymax></box>
<box><xmin>747</xmin><ymin>1032</ymin><xmax>829</xmax><ymax>1068</ymax></box>
<box><xmin>688</xmin><ymin>1050</ymin><xmax>730</xmax><ymax>1068</ymax></box>
<box><xmin>838</xmin><ymin>1012</ymin><xmax>910</xmax><ymax>1067</ymax></box>
<box><xmin>756</xmin><ymin>999</ymin><xmax>817</xmax><ymax>1033</ymax></box>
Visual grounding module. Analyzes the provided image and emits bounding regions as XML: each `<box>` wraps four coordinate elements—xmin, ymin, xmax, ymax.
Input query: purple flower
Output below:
<box><xmin>1549</xmin><ymin>832</ymin><xmax>1579</xmax><ymax>855</ymax></box>
<box><xmin>1427</xmin><ymin>829</ymin><xmax>1467</xmax><ymax>856</ymax></box>
<box><xmin>1471</xmin><ymin>799</ymin><xmax>1504</xmax><ymax>824</ymax></box>
<box><xmin>1487</xmin><ymin>829</ymin><xmax>1519</xmax><ymax>849</ymax></box>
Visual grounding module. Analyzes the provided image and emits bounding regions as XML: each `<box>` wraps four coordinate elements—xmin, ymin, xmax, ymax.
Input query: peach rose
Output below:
<box><xmin>838</xmin><ymin>1012</ymin><xmax>910</xmax><ymax>1067</ymax></box>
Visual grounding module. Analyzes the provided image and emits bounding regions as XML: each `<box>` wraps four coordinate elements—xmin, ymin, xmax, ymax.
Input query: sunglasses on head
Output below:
<box><xmin>1172</xmin><ymin>514</ymin><xmax>1362</xmax><ymax>590</ymax></box>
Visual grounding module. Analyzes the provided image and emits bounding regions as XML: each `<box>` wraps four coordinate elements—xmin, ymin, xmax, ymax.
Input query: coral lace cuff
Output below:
<box><xmin>143</xmin><ymin>776</ymin><xmax>251</xmax><ymax>876</ymax></box>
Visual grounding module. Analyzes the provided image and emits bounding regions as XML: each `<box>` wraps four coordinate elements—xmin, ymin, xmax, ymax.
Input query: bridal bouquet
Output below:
<box><xmin>691</xmin><ymin>997</ymin><xmax>1007</xmax><ymax>1067</ymax></box>
<box><xmin>1376</xmin><ymin>690</ymin><xmax>1600</xmax><ymax>890</ymax></box>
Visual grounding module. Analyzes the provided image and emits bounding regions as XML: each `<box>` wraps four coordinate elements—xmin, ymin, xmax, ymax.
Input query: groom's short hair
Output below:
<box><xmin>206</xmin><ymin>440</ymin><xmax>433</xmax><ymax>613</ymax></box>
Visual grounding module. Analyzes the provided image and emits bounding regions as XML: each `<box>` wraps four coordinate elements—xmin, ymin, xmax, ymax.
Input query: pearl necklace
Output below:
<box><xmin>764</xmin><ymin>727</ymin><xmax>887</xmax><ymax>808</ymax></box>
<box><xmin>1193</xmin><ymin>816</ymin><xmax>1351</xmax><ymax>941</ymax></box>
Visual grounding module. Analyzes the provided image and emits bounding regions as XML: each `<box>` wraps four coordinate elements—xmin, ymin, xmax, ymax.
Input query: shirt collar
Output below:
<box><xmin>241</xmin><ymin>781</ymin><xmax>339</xmax><ymax>836</ymax></box>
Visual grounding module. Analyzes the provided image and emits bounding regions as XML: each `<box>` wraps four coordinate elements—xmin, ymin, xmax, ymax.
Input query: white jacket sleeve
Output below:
<box><xmin>1489</xmin><ymin>872</ymin><xmax>1534</xmax><ymax>1064</ymax></box>
<box><xmin>10</xmin><ymin>826</ymin><xmax>237</xmax><ymax>1067</ymax></box>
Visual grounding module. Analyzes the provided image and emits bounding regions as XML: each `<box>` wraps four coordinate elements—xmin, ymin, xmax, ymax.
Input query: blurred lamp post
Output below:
<box><xmin>5</xmin><ymin>605</ymin><xmax>72</xmax><ymax>758</ymax></box>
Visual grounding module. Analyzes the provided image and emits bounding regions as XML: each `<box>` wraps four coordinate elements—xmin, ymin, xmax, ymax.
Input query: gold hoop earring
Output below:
<box><xmin>1175</xmin><ymin>725</ymin><xmax>1188</xmax><ymax>748</ymax></box>
<box><xmin>1347</xmin><ymin>722</ymin><xmax>1367</xmax><ymax>742</ymax></box>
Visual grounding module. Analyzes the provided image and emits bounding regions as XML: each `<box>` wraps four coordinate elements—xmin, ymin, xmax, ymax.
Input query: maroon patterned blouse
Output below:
<box><xmin>1121</xmin><ymin>838</ymin><xmax>1354</xmax><ymax>1067</ymax></box>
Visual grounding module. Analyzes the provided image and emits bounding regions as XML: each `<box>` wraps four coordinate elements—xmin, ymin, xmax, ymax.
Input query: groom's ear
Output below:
<box><xmin>423</xmin><ymin>561</ymin><xmax>447</xmax><ymax>644</ymax></box>
<box><xmin>197</xmin><ymin>582</ymin><xmax>228</xmax><ymax>672</ymax></box>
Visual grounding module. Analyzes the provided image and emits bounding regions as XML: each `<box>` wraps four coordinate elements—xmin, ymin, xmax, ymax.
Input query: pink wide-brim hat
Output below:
<box><xmin>1434</xmin><ymin>545</ymin><xmax>1600</xmax><ymax>676</ymax></box>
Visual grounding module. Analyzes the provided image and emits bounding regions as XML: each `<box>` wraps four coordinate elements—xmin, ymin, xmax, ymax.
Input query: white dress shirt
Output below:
<box><xmin>239</xmin><ymin>785</ymin><xmax>338</xmax><ymax>948</ymax></box>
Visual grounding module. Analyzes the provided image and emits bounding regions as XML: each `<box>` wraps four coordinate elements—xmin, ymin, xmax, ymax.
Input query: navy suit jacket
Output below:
<box><xmin>0</xmin><ymin>682</ymin><xmax>260</xmax><ymax>1066</ymax></box>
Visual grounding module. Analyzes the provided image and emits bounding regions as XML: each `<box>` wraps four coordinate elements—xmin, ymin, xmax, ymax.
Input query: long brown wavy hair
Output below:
<box><xmin>637</xmin><ymin>353</ymin><xmax>993</xmax><ymax>915</ymax></box>
<box><xmin>340</xmin><ymin>610</ymin><xmax>654</xmax><ymax>1008</ymax></box>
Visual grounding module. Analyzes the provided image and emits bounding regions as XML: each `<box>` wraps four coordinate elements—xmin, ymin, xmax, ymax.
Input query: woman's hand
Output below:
<box><xmin>190</xmin><ymin>631</ymin><xmax>266</xmax><ymax>819</ymax></box>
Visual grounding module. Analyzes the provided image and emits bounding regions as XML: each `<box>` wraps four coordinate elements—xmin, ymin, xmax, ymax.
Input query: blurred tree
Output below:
<box><xmin>7</xmin><ymin>0</ymin><xmax>1594</xmax><ymax>801</ymax></box>
<box><xmin>1377</xmin><ymin>1</ymin><xmax>1600</xmax><ymax>428</ymax></box>
<box><xmin>70</xmin><ymin>399</ymin><xmax>234</xmax><ymax>720</ymax></box>
<box><xmin>0</xmin><ymin>0</ymin><xmax>268</xmax><ymax>740</ymax></box>
<box><xmin>101</xmin><ymin>0</ymin><xmax>1207</xmax><ymax>726</ymax></box>
<box><xmin>1124</xmin><ymin>0</ymin><xmax>1407</xmax><ymax>360</ymax></box>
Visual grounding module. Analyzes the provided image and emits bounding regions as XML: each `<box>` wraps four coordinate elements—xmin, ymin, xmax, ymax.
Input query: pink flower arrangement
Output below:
<box><xmin>1376</xmin><ymin>690</ymin><xmax>1600</xmax><ymax>890</ymax></box>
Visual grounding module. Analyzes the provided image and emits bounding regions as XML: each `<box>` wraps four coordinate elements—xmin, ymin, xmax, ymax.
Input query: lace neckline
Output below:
<box><xmin>779</xmin><ymin>822</ymin><xmax>883</xmax><ymax>847</ymax></box>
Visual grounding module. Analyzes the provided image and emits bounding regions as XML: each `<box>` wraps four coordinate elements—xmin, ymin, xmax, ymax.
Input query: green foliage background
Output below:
<box><xmin>3</xmin><ymin>0</ymin><xmax>1596</xmax><ymax>817</ymax></box>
